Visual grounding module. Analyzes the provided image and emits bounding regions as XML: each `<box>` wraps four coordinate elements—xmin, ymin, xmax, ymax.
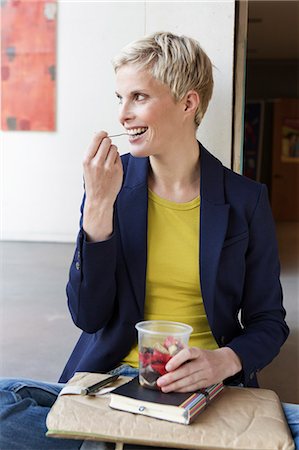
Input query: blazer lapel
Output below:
<box><xmin>199</xmin><ymin>145</ymin><xmax>230</xmax><ymax>326</ymax></box>
<box><xmin>117</xmin><ymin>156</ymin><xmax>149</xmax><ymax>317</ymax></box>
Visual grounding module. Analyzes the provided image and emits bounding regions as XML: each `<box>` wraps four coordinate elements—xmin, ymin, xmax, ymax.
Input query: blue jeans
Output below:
<box><xmin>0</xmin><ymin>365</ymin><xmax>138</xmax><ymax>450</ymax></box>
<box><xmin>0</xmin><ymin>367</ymin><xmax>298</xmax><ymax>450</ymax></box>
<box><xmin>283</xmin><ymin>402</ymin><xmax>299</xmax><ymax>449</ymax></box>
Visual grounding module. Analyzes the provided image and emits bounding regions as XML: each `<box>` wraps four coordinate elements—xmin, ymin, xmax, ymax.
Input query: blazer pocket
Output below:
<box><xmin>222</xmin><ymin>231</ymin><xmax>249</xmax><ymax>248</ymax></box>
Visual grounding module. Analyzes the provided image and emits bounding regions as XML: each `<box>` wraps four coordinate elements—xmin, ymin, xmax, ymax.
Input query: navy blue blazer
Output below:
<box><xmin>60</xmin><ymin>143</ymin><xmax>289</xmax><ymax>386</ymax></box>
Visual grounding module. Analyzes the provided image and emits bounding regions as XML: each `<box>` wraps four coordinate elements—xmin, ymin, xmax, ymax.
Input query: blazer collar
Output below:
<box><xmin>122</xmin><ymin>155</ymin><xmax>149</xmax><ymax>190</ymax></box>
<box><xmin>200</xmin><ymin>143</ymin><xmax>226</xmax><ymax>204</ymax></box>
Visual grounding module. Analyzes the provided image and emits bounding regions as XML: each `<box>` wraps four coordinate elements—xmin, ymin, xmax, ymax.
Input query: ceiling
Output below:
<box><xmin>247</xmin><ymin>0</ymin><xmax>299</xmax><ymax>60</ymax></box>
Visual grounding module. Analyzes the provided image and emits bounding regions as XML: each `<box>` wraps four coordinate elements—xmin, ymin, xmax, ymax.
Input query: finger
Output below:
<box><xmin>169</xmin><ymin>380</ymin><xmax>207</xmax><ymax>393</ymax></box>
<box><xmin>158</xmin><ymin>358</ymin><xmax>199</xmax><ymax>388</ymax></box>
<box><xmin>93</xmin><ymin>137</ymin><xmax>112</xmax><ymax>164</ymax></box>
<box><xmin>105</xmin><ymin>144</ymin><xmax>118</xmax><ymax>165</ymax></box>
<box><xmin>165</xmin><ymin>347</ymin><xmax>199</xmax><ymax>372</ymax></box>
<box><xmin>114</xmin><ymin>150</ymin><xmax>121</xmax><ymax>164</ymax></box>
<box><xmin>160</xmin><ymin>371</ymin><xmax>208</xmax><ymax>393</ymax></box>
<box><xmin>84</xmin><ymin>131</ymin><xmax>108</xmax><ymax>162</ymax></box>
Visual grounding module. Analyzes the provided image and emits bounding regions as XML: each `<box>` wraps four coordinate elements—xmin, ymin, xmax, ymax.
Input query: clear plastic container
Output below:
<box><xmin>135</xmin><ymin>320</ymin><xmax>193</xmax><ymax>390</ymax></box>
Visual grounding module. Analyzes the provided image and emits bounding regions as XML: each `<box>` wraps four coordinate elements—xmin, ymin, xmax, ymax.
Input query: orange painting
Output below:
<box><xmin>1</xmin><ymin>0</ymin><xmax>57</xmax><ymax>131</ymax></box>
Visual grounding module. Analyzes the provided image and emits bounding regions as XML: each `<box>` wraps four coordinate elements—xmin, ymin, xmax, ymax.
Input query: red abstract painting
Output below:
<box><xmin>1</xmin><ymin>0</ymin><xmax>57</xmax><ymax>131</ymax></box>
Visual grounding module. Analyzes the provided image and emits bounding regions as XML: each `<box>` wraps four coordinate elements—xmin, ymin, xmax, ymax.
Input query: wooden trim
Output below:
<box><xmin>232</xmin><ymin>0</ymin><xmax>248</xmax><ymax>173</ymax></box>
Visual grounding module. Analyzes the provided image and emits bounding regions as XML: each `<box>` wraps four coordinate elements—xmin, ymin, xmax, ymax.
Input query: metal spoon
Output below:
<box><xmin>108</xmin><ymin>133</ymin><xmax>128</xmax><ymax>138</ymax></box>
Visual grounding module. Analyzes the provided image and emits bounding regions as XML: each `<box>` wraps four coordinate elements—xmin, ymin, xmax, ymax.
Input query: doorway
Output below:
<box><xmin>244</xmin><ymin>1</ymin><xmax>299</xmax><ymax>217</ymax></box>
<box><xmin>242</xmin><ymin>0</ymin><xmax>299</xmax><ymax>403</ymax></box>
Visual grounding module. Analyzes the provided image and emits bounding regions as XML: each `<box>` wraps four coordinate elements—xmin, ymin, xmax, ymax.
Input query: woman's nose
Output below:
<box><xmin>118</xmin><ymin>101</ymin><xmax>135</xmax><ymax>124</ymax></box>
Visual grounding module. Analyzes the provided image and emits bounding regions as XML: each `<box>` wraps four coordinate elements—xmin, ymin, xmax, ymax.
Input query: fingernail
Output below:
<box><xmin>165</xmin><ymin>363</ymin><xmax>172</xmax><ymax>371</ymax></box>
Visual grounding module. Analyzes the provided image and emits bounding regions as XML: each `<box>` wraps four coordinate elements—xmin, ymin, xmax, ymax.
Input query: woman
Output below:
<box><xmin>0</xmin><ymin>31</ymin><xmax>298</xmax><ymax>450</ymax></box>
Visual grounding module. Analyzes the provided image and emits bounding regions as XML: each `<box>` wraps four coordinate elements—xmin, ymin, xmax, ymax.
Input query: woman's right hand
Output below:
<box><xmin>82</xmin><ymin>131</ymin><xmax>123</xmax><ymax>242</ymax></box>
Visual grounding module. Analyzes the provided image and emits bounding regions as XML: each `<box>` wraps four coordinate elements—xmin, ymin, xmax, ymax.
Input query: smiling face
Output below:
<box><xmin>115</xmin><ymin>64</ymin><xmax>191</xmax><ymax>158</ymax></box>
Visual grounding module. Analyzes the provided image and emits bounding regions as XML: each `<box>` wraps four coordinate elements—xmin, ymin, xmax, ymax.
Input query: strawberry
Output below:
<box><xmin>151</xmin><ymin>361</ymin><xmax>168</xmax><ymax>376</ymax></box>
<box><xmin>152</xmin><ymin>349</ymin><xmax>172</xmax><ymax>366</ymax></box>
<box><xmin>139</xmin><ymin>351</ymin><xmax>151</xmax><ymax>367</ymax></box>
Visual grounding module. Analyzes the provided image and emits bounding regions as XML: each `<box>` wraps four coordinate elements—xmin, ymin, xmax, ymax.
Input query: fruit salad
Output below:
<box><xmin>139</xmin><ymin>336</ymin><xmax>185</xmax><ymax>389</ymax></box>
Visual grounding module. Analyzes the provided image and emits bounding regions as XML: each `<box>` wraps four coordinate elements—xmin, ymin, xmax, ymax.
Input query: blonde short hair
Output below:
<box><xmin>112</xmin><ymin>31</ymin><xmax>214</xmax><ymax>126</ymax></box>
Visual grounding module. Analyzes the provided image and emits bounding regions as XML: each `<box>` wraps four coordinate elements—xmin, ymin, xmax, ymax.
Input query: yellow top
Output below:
<box><xmin>122</xmin><ymin>189</ymin><xmax>218</xmax><ymax>367</ymax></box>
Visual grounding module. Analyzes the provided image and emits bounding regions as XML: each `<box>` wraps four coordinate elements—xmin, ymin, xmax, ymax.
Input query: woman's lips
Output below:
<box><xmin>127</xmin><ymin>127</ymin><xmax>148</xmax><ymax>142</ymax></box>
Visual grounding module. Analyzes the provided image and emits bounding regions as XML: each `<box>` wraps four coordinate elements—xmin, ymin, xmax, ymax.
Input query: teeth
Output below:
<box><xmin>127</xmin><ymin>127</ymin><xmax>147</xmax><ymax>135</ymax></box>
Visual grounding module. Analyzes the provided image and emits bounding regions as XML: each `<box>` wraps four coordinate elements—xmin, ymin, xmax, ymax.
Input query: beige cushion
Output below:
<box><xmin>46</xmin><ymin>372</ymin><xmax>294</xmax><ymax>450</ymax></box>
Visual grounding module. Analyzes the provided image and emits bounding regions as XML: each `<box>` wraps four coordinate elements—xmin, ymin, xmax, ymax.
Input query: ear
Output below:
<box><xmin>183</xmin><ymin>90</ymin><xmax>200</xmax><ymax>114</ymax></box>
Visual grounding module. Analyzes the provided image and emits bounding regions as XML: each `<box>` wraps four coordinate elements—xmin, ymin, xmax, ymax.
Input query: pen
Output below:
<box><xmin>84</xmin><ymin>374</ymin><xmax>120</xmax><ymax>395</ymax></box>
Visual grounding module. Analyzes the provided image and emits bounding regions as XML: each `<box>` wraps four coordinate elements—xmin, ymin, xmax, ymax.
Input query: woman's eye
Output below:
<box><xmin>115</xmin><ymin>93</ymin><xmax>122</xmax><ymax>104</ymax></box>
<box><xmin>135</xmin><ymin>93</ymin><xmax>146</xmax><ymax>101</ymax></box>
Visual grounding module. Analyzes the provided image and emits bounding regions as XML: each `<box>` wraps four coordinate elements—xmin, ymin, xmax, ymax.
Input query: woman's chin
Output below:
<box><xmin>128</xmin><ymin>144</ymin><xmax>152</xmax><ymax>158</ymax></box>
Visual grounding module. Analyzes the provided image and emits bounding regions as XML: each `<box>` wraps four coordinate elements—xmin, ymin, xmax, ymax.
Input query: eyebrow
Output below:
<box><xmin>115</xmin><ymin>90</ymin><xmax>149</xmax><ymax>97</ymax></box>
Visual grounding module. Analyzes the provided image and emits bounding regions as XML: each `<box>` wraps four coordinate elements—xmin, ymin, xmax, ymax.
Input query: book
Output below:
<box><xmin>109</xmin><ymin>376</ymin><xmax>224</xmax><ymax>425</ymax></box>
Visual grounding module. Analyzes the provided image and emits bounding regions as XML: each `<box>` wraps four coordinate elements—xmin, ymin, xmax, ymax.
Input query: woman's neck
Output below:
<box><xmin>148</xmin><ymin>137</ymin><xmax>201</xmax><ymax>203</ymax></box>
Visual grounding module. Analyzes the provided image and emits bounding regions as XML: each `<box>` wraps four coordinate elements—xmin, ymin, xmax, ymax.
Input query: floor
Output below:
<box><xmin>1</xmin><ymin>222</ymin><xmax>298</xmax><ymax>403</ymax></box>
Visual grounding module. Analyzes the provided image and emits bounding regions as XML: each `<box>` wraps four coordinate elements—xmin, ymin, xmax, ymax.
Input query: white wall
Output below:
<box><xmin>0</xmin><ymin>1</ymin><xmax>235</xmax><ymax>242</ymax></box>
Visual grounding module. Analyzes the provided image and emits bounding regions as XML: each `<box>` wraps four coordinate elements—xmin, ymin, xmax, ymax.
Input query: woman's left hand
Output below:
<box><xmin>156</xmin><ymin>347</ymin><xmax>242</xmax><ymax>393</ymax></box>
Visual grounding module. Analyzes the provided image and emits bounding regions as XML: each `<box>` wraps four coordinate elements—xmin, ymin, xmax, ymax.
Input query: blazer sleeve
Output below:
<box><xmin>226</xmin><ymin>184</ymin><xmax>289</xmax><ymax>385</ymax></box>
<box><xmin>66</xmin><ymin>194</ymin><xmax>118</xmax><ymax>333</ymax></box>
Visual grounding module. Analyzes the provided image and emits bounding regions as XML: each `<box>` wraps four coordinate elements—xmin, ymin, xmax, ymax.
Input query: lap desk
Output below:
<box><xmin>46</xmin><ymin>372</ymin><xmax>294</xmax><ymax>450</ymax></box>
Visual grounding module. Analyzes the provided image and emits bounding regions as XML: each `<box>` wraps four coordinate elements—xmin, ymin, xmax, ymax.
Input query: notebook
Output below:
<box><xmin>109</xmin><ymin>376</ymin><xmax>223</xmax><ymax>424</ymax></box>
